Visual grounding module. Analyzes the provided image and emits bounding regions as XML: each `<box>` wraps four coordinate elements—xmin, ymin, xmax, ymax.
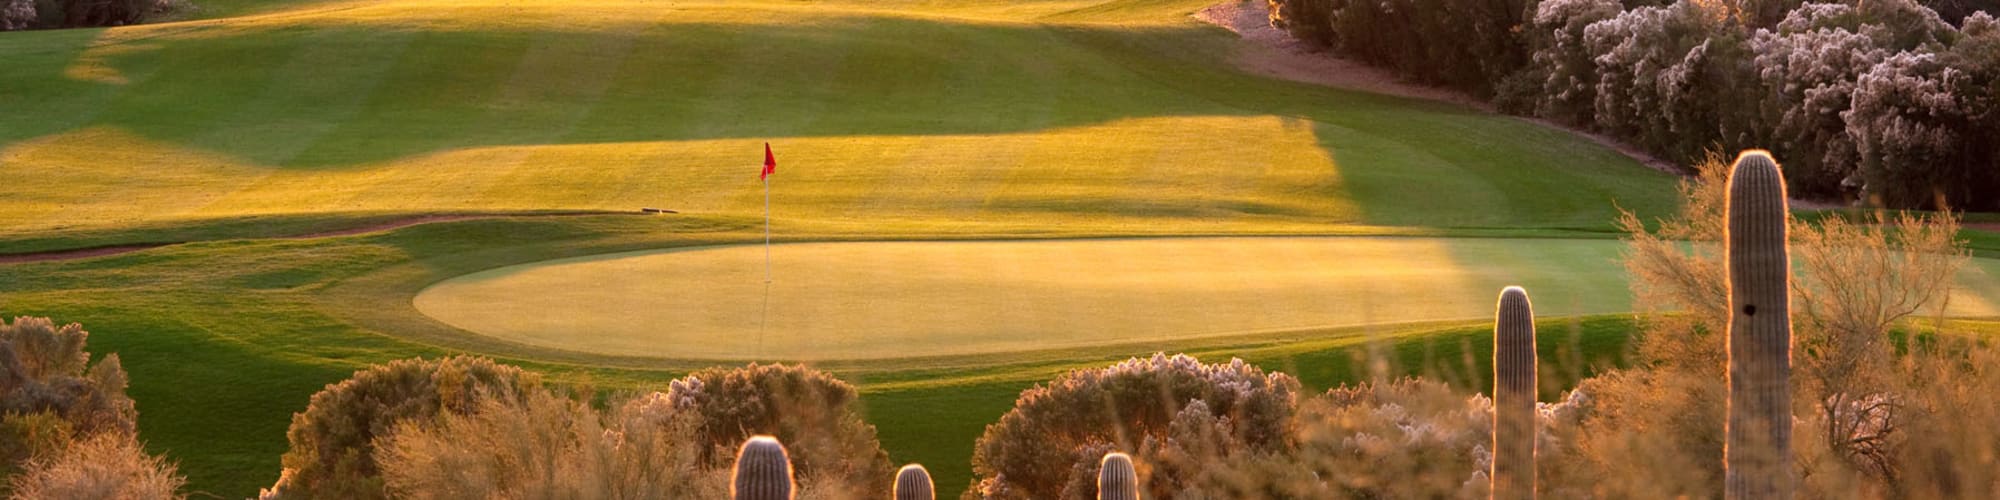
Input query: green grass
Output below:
<box><xmin>0</xmin><ymin>215</ymin><xmax>1659</xmax><ymax>495</ymax></box>
<box><xmin>0</xmin><ymin>0</ymin><xmax>1676</xmax><ymax>235</ymax></box>
<box><xmin>409</xmin><ymin>235</ymin><xmax>2000</xmax><ymax>361</ymax></box>
<box><xmin>2</xmin><ymin>0</ymin><xmax>1990</xmax><ymax>497</ymax></box>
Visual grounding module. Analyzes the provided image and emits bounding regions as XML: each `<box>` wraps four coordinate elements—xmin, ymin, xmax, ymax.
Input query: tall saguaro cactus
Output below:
<box><xmin>895</xmin><ymin>464</ymin><xmax>935</xmax><ymax>500</ymax></box>
<box><xmin>1098</xmin><ymin>452</ymin><xmax>1139</xmax><ymax>500</ymax></box>
<box><xmin>1723</xmin><ymin>151</ymin><xmax>1793</xmax><ymax>499</ymax></box>
<box><xmin>1492</xmin><ymin>286</ymin><xmax>1536</xmax><ymax>500</ymax></box>
<box><xmin>731</xmin><ymin>435</ymin><xmax>795</xmax><ymax>500</ymax></box>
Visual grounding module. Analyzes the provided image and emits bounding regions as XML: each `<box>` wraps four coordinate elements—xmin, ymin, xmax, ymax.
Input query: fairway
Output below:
<box><xmin>0</xmin><ymin>0</ymin><xmax>1678</xmax><ymax>236</ymax></box>
<box><xmin>11</xmin><ymin>0</ymin><xmax>1996</xmax><ymax>495</ymax></box>
<box><xmin>416</xmin><ymin>236</ymin><xmax>2000</xmax><ymax>360</ymax></box>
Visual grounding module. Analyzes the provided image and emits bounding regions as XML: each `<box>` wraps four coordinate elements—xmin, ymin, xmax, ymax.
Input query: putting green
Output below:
<box><xmin>413</xmin><ymin>236</ymin><xmax>2000</xmax><ymax>360</ymax></box>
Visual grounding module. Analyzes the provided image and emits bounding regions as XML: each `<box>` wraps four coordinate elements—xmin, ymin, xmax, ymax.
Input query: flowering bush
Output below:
<box><xmin>1274</xmin><ymin>0</ymin><xmax>1999</xmax><ymax>208</ymax></box>
<box><xmin>970</xmin><ymin>354</ymin><xmax>1300</xmax><ymax>499</ymax></box>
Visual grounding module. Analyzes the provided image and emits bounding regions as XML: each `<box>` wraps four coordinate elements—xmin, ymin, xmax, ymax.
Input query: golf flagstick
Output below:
<box><xmin>759</xmin><ymin>143</ymin><xmax>776</xmax><ymax>360</ymax></box>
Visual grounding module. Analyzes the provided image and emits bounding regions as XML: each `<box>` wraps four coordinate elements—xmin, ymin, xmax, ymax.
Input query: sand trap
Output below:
<box><xmin>413</xmin><ymin>236</ymin><xmax>2000</xmax><ymax>361</ymax></box>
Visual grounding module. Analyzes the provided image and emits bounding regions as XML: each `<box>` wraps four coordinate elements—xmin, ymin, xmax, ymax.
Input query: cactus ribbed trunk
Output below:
<box><xmin>1493</xmin><ymin>286</ymin><xmax>1536</xmax><ymax>500</ymax></box>
<box><xmin>1723</xmin><ymin>151</ymin><xmax>1794</xmax><ymax>499</ymax></box>
<box><xmin>731</xmin><ymin>436</ymin><xmax>795</xmax><ymax>500</ymax></box>
<box><xmin>1098</xmin><ymin>452</ymin><xmax>1139</xmax><ymax>500</ymax></box>
<box><xmin>895</xmin><ymin>464</ymin><xmax>935</xmax><ymax>500</ymax></box>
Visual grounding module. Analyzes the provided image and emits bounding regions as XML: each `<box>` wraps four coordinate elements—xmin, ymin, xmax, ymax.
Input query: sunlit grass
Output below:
<box><xmin>416</xmin><ymin>237</ymin><xmax>1623</xmax><ymax>359</ymax></box>
<box><xmin>0</xmin><ymin>0</ymin><xmax>1834</xmax><ymax>495</ymax></box>
<box><xmin>1</xmin><ymin>0</ymin><xmax>1676</xmax><ymax>236</ymax></box>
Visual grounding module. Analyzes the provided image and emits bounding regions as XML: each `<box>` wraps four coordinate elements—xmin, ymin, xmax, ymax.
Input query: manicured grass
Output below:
<box><xmin>409</xmin><ymin>236</ymin><xmax>1635</xmax><ymax>359</ymax></box>
<box><xmin>1</xmin><ymin>217</ymin><xmax>1561</xmax><ymax>495</ymax></box>
<box><xmin>3</xmin><ymin>0</ymin><xmax>1988</xmax><ymax>497</ymax></box>
<box><xmin>7</xmin><ymin>215</ymin><xmax>1997</xmax><ymax>496</ymax></box>
<box><xmin>0</xmin><ymin>0</ymin><xmax>1676</xmax><ymax>236</ymax></box>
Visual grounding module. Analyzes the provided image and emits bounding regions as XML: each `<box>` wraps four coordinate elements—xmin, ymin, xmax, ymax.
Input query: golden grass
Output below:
<box><xmin>414</xmin><ymin>237</ymin><xmax>1629</xmax><ymax>360</ymax></box>
<box><xmin>0</xmin><ymin>116</ymin><xmax>1354</xmax><ymax>232</ymax></box>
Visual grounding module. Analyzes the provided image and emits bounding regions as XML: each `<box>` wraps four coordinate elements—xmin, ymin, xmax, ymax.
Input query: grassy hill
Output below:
<box><xmin>0</xmin><ymin>0</ymin><xmax>1677</xmax><ymax>236</ymax></box>
<box><xmin>0</xmin><ymin>0</ymin><xmax>1933</xmax><ymax>496</ymax></box>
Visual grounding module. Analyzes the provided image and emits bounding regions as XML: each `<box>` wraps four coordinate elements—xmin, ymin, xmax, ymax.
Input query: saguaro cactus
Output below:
<box><xmin>731</xmin><ymin>435</ymin><xmax>795</xmax><ymax>500</ymax></box>
<box><xmin>894</xmin><ymin>464</ymin><xmax>935</xmax><ymax>500</ymax></box>
<box><xmin>1723</xmin><ymin>150</ymin><xmax>1793</xmax><ymax>499</ymax></box>
<box><xmin>1492</xmin><ymin>286</ymin><xmax>1536</xmax><ymax>500</ymax></box>
<box><xmin>1098</xmin><ymin>452</ymin><xmax>1139</xmax><ymax>500</ymax></box>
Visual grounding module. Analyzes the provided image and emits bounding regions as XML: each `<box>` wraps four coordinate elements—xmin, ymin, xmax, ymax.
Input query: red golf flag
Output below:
<box><xmin>761</xmin><ymin>143</ymin><xmax>776</xmax><ymax>181</ymax></box>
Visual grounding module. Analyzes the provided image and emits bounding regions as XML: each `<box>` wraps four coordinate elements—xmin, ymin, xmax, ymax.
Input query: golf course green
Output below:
<box><xmin>415</xmin><ymin>236</ymin><xmax>2000</xmax><ymax>360</ymax></box>
<box><xmin>4</xmin><ymin>0</ymin><xmax>1998</xmax><ymax>495</ymax></box>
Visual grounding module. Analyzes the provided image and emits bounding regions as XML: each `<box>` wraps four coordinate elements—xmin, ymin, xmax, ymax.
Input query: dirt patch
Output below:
<box><xmin>0</xmin><ymin>211</ymin><xmax>631</xmax><ymax>265</ymax></box>
<box><xmin>1193</xmin><ymin>0</ymin><xmax>1685</xmax><ymax>176</ymax></box>
<box><xmin>1968</xmin><ymin>223</ymin><xmax>2000</xmax><ymax>233</ymax></box>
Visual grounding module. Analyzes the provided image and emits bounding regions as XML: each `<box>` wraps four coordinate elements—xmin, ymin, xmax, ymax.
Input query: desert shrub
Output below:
<box><xmin>1278</xmin><ymin>378</ymin><xmax>1495</xmax><ymax>498</ymax></box>
<box><xmin>1267</xmin><ymin>0</ymin><xmax>1533</xmax><ymax>96</ymax></box>
<box><xmin>1584</xmin><ymin>1</ymin><xmax>1763</xmax><ymax>163</ymax></box>
<box><xmin>0</xmin><ymin>316</ymin><xmax>137</xmax><ymax>485</ymax></box>
<box><xmin>1596</xmin><ymin>151</ymin><xmax>1980</xmax><ymax>496</ymax></box>
<box><xmin>0</xmin><ymin>316</ymin><xmax>136</xmax><ymax>437</ymax></box>
<box><xmin>0</xmin><ymin>0</ymin><xmax>32</xmax><ymax>30</ymax></box>
<box><xmin>0</xmin><ymin>412</ymin><xmax>73</xmax><ymax>484</ymax></box>
<box><xmin>664</xmin><ymin>363</ymin><xmax>891</xmax><ymax>499</ymax></box>
<box><xmin>261</xmin><ymin>356</ymin><xmax>542</xmax><ymax>500</ymax></box>
<box><xmin>374</xmin><ymin>363</ymin><xmax>887</xmax><ymax>499</ymax></box>
<box><xmin>1294</xmin><ymin>0</ymin><xmax>1994</xmax><ymax>208</ymax></box>
<box><xmin>1844</xmin><ymin>49</ymin><xmax>1993</xmax><ymax>210</ymax></box>
<box><xmin>1265</xmin><ymin>0</ymin><xmax>1335</xmax><ymax>47</ymax></box>
<box><xmin>1884</xmin><ymin>337</ymin><xmax>2000</xmax><ymax>496</ymax></box>
<box><xmin>1539</xmin><ymin>365</ymin><xmax>1727</xmax><ymax>497</ymax></box>
<box><xmin>969</xmin><ymin>354</ymin><xmax>1299</xmax><ymax>499</ymax></box>
<box><xmin>6</xmin><ymin>432</ymin><xmax>184</xmax><ymax>500</ymax></box>
<box><xmin>0</xmin><ymin>0</ymin><xmax>178</xmax><ymax>29</ymax></box>
<box><xmin>1927</xmin><ymin>0</ymin><xmax>2000</xmax><ymax>22</ymax></box>
<box><xmin>1749</xmin><ymin>8</ymin><xmax>1894</xmax><ymax>196</ymax></box>
<box><xmin>1514</xmin><ymin>0</ymin><xmax>1626</xmax><ymax>120</ymax></box>
<box><xmin>375</xmin><ymin>389</ymin><xmax>727</xmax><ymax>499</ymax></box>
<box><xmin>1193</xmin><ymin>377</ymin><xmax>1601</xmax><ymax>498</ymax></box>
<box><xmin>1741</xmin><ymin>0</ymin><xmax>1811</xmax><ymax>27</ymax></box>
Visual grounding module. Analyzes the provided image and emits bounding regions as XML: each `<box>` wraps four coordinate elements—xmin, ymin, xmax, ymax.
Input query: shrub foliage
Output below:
<box><xmin>0</xmin><ymin>316</ymin><xmax>181</xmax><ymax>498</ymax></box>
<box><xmin>1268</xmin><ymin>0</ymin><xmax>2000</xmax><ymax>209</ymax></box>
<box><xmin>262</xmin><ymin>356</ymin><xmax>542</xmax><ymax>500</ymax></box>
<box><xmin>372</xmin><ymin>362</ymin><xmax>891</xmax><ymax>499</ymax></box>
<box><xmin>969</xmin><ymin>354</ymin><xmax>1300</xmax><ymax>499</ymax></box>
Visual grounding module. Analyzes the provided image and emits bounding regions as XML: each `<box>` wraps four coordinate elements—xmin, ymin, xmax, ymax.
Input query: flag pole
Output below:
<box><xmin>759</xmin><ymin>144</ymin><xmax>772</xmax><ymax>360</ymax></box>
<box><xmin>764</xmin><ymin>164</ymin><xmax>771</xmax><ymax>284</ymax></box>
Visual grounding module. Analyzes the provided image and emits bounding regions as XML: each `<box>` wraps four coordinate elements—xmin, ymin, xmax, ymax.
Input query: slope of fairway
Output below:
<box><xmin>415</xmin><ymin>236</ymin><xmax>2000</xmax><ymax>360</ymax></box>
<box><xmin>0</xmin><ymin>0</ymin><xmax>1676</xmax><ymax>237</ymax></box>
